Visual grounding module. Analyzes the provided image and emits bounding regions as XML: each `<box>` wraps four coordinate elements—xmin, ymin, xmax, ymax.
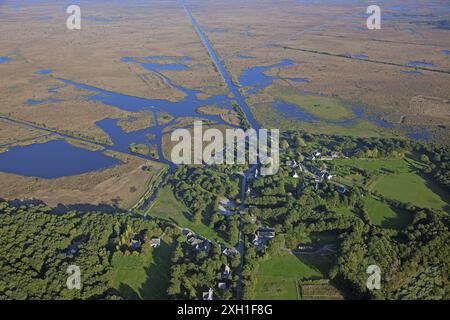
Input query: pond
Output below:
<box><xmin>0</xmin><ymin>56</ymin><xmax>12</xmax><ymax>64</ymax></box>
<box><xmin>239</xmin><ymin>59</ymin><xmax>309</xmax><ymax>94</ymax></box>
<box><xmin>407</xmin><ymin>60</ymin><xmax>433</xmax><ymax>67</ymax></box>
<box><xmin>0</xmin><ymin>139</ymin><xmax>120</xmax><ymax>179</ymax></box>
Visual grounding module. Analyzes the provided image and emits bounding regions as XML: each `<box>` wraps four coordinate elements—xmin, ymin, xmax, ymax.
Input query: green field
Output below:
<box><xmin>111</xmin><ymin>239</ymin><xmax>174</xmax><ymax>299</ymax></box>
<box><xmin>371</xmin><ymin>173</ymin><xmax>449</xmax><ymax>211</ymax></box>
<box><xmin>269</xmin><ymin>86</ymin><xmax>354</xmax><ymax>121</ymax></box>
<box><xmin>254</xmin><ymin>253</ymin><xmax>332</xmax><ymax>300</ymax></box>
<box><xmin>333</xmin><ymin>158</ymin><xmax>411</xmax><ymax>173</ymax></box>
<box><xmin>364</xmin><ymin>197</ymin><xmax>411</xmax><ymax>229</ymax></box>
<box><xmin>145</xmin><ymin>186</ymin><xmax>227</xmax><ymax>245</ymax></box>
<box><xmin>251</xmin><ymin>101</ymin><xmax>388</xmax><ymax>138</ymax></box>
<box><xmin>334</xmin><ymin>157</ymin><xmax>449</xmax><ymax>212</ymax></box>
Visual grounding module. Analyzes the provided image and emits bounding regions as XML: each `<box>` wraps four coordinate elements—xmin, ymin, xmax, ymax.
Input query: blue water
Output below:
<box><xmin>182</xmin><ymin>2</ymin><xmax>260</xmax><ymax>130</ymax></box>
<box><xmin>0</xmin><ymin>139</ymin><xmax>120</xmax><ymax>179</ymax></box>
<box><xmin>407</xmin><ymin>60</ymin><xmax>434</xmax><ymax>67</ymax></box>
<box><xmin>0</xmin><ymin>47</ymin><xmax>234</xmax><ymax>177</ymax></box>
<box><xmin>57</xmin><ymin>77</ymin><xmax>230</xmax><ymax>119</ymax></box>
<box><xmin>26</xmin><ymin>97</ymin><xmax>61</xmax><ymax>105</ymax></box>
<box><xmin>407</xmin><ymin>130</ymin><xmax>430</xmax><ymax>141</ymax></box>
<box><xmin>37</xmin><ymin>69</ymin><xmax>53</xmax><ymax>75</ymax></box>
<box><xmin>352</xmin><ymin>54</ymin><xmax>369</xmax><ymax>59</ymax></box>
<box><xmin>401</xmin><ymin>70</ymin><xmax>422</xmax><ymax>75</ymax></box>
<box><xmin>272</xmin><ymin>99</ymin><xmax>394</xmax><ymax>129</ymax></box>
<box><xmin>0</xmin><ymin>56</ymin><xmax>12</xmax><ymax>64</ymax></box>
<box><xmin>239</xmin><ymin>59</ymin><xmax>309</xmax><ymax>94</ymax></box>
<box><xmin>273</xmin><ymin>101</ymin><xmax>319</xmax><ymax>122</ymax></box>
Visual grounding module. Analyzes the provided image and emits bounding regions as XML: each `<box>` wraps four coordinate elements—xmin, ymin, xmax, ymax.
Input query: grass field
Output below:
<box><xmin>269</xmin><ymin>87</ymin><xmax>355</xmax><ymax>121</ymax></box>
<box><xmin>254</xmin><ymin>253</ymin><xmax>333</xmax><ymax>300</ymax></box>
<box><xmin>364</xmin><ymin>197</ymin><xmax>412</xmax><ymax>229</ymax></box>
<box><xmin>334</xmin><ymin>157</ymin><xmax>449</xmax><ymax>212</ymax></box>
<box><xmin>145</xmin><ymin>186</ymin><xmax>227</xmax><ymax>245</ymax></box>
<box><xmin>333</xmin><ymin>158</ymin><xmax>411</xmax><ymax>173</ymax></box>
<box><xmin>251</xmin><ymin>101</ymin><xmax>388</xmax><ymax>138</ymax></box>
<box><xmin>111</xmin><ymin>238</ymin><xmax>174</xmax><ymax>300</ymax></box>
<box><xmin>371</xmin><ymin>172</ymin><xmax>449</xmax><ymax>211</ymax></box>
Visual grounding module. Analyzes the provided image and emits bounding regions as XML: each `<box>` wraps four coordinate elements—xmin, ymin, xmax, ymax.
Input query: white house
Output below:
<box><xmin>149</xmin><ymin>238</ymin><xmax>161</xmax><ymax>248</ymax></box>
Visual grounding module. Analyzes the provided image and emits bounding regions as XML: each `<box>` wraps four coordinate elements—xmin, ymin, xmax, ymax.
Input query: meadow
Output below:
<box><xmin>333</xmin><ymin>155</ymin><xmax>450</xmax><ymax>211</ymax></box>
<box><xmin>111</xmin><ymin>238</ymin><xmax>175</xmax><ymax>300</ymax></box>
<box><xmin>268</xmin><ymin>87</ymin><xmax>355</xmax><ymax>121</ymax></box>
<box><xmin>370</xmin><ymin>172</ymin><xmax>449</xmax><ymax>211</ymax></box>
<box><xmin>145</xmin><ymin>186</ymin><xmax>227</xmax><ymax>245</ymax></box>
<box><xmin>364</xmin><ymin>197</ymin><xmax>412</xmax><ymax>229</ymax></box>
<box><xmin>254</xmin><ymin>253</ymin><xmax>333</xmax><ymax>300</ymax></box>
<box><xmin>251</xmin><ymin>100</ymin><xmax>389</xmax><ymax>138</ymax></box>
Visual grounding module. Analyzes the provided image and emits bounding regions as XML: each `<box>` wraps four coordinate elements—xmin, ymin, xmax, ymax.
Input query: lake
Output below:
<box><xmin>0</xmin><ymin>139</ymin><xmax>120</xmax><ymax>179</ymax></box>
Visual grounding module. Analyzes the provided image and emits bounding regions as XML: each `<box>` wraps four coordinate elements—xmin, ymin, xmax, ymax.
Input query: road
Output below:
<box><xmin>179</xmin><ymin>0</ymin><xmax>262</xmax><ymax>300</ymax></box>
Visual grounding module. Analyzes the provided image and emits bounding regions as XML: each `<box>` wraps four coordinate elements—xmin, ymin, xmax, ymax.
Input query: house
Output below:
<box><xmin>222</xmin><ymin>265</ymin><xmax>231</xmax><ymax>278</ymax></box>
<box><xmin>149</xmin><ymin>238</ymin><xmax>161</xmax><ymax>248</ymax></box>
<box><xmin>130</xmin><ymin>239</ymin><xmax>142</xmax><ymax>250</ymax></box>
<box><xmin>188</xmin><ymin>236</ymin><xmax>211</xmax><ymax>252</ymax></box>
<box><xmin>222</xmin><ymin>247</ymin><xmax>239</xmax><ymax>257</ymax></box>
<box><xmin>330</xmin><ymin>151</ymin><xmax>345</xmax><ymax>159</ymax></box>
<box><xmin>319</xmin><ymin>171</ymin><xmax>333</xmax><ymax>180</ymax></box>
<box><xmin>188</xmin><ymin>236</ymin><xmax>202</xmax><ymax>246</ymax></box>
<box><xmin>287</xmin><ymin>160</ymin><xmax>299</xmax><ymax>169</ymax></box>
<box><xmin>252</xmin><ymin>228</ymin><xmax>275</xmax><ymax>251</ymax></box>
<box><xmin>257</xmin><ymin>228</ymin><xmax>275</xmax><ymax>239</ymax></box>
<box><xmin>292</xmin><ymin>171</ymin><xmax>299</xmax><ymax>179</ymax></box>
<box><xmin>203</xmin><ymin>288</ymin><xmax>213</xmax><ymax>300</ymax></box>
<box><xmin>218</xmin><ymin>282</ymin><xmax>227</xmax><ymax>290</ymax></box>
<box><xmin>252</xmin><ymin>234</ymin><xmax>261</xmax><ymax>246</ymax></box>
<box><xmin>182</xmin><ymin>229</ymin><xmax>194</xmax><ymax>237</ymax></box>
